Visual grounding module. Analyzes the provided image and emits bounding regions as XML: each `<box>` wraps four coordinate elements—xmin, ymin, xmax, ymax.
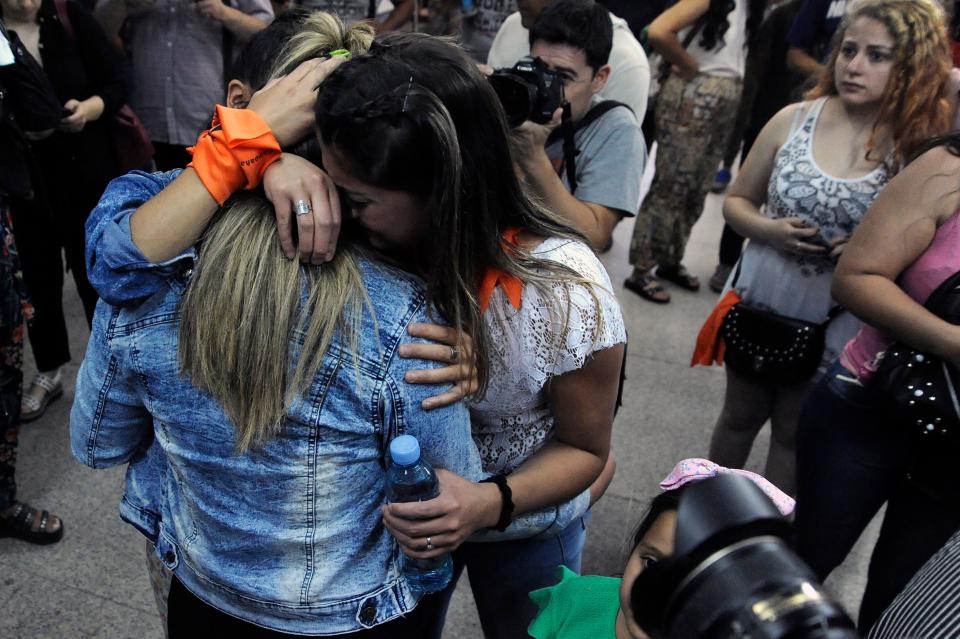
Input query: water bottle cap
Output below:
<box><xmin>390</xmin><ymin>435</ymin><xmax>421</xmax><ymax>466</ymax></box>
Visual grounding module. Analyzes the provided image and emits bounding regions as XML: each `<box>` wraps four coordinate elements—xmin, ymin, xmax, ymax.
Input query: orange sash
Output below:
<box><xmin>187</xmin><ymin>106</ymin><xmax>282</xmax><ymax>205</ymax></box>
<box><xmin>690</xmin><ymin>289</ymin><xmax>741</xmax><ymax>367</ymax></box>
<box><xmin>479</xmin><ymin>227</ymin><xmax>524</xmax><ymax>313</ymax></box>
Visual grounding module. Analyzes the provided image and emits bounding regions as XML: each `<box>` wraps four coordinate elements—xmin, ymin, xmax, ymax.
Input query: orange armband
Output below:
<box><xmin>187</xmin><ymin>105</ymin><xmax>282</xmax><ymax>205</ymax></box>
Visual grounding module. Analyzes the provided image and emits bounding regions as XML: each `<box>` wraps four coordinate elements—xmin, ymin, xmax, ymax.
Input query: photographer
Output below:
<box><xmin>510</xmin><ymin>0</ymin><xmax>645</xmax><ymax>252</ymax></box>
<box><xmin>489</xmin><ymin>0</ymin><xmax>649</xmax><ymax>118</ymax></box>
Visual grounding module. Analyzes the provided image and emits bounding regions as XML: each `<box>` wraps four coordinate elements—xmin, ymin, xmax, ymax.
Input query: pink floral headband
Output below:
<box><xmin>660</xmin><ymin>458</ymin><xmax>795</xmax><ymax>517</ymax></box>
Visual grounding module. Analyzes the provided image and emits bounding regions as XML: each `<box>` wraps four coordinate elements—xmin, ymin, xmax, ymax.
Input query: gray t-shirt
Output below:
<box><xmin>545</xmin><ymin>98</ymin><xmax>646</xmax><ymax>218</ymax></box>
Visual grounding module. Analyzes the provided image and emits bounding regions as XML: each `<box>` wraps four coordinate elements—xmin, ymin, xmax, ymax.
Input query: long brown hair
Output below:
<box><xmin>315</xmin><ymin>34</ymin><xmax>606</xmax><ymax>398</ymax></box>
<box><xmin>807</xmin><ymin>0</ymin><xmax>953</xmax><ymax>167</ymax></box>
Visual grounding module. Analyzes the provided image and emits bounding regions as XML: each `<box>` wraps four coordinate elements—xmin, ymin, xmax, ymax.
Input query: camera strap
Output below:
<box><xmin>550</xmin><ymin>99</ymin><xmax>632</xmax><ymax>195</ymax></box>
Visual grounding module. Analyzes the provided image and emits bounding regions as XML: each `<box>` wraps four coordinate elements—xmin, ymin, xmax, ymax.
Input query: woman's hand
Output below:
<box><xmin>60</xmin><ymin>97</ymin><xmax>104</xmax><ymax>132</ymax></box>
<box><xmin>381</xmin><ymin>469</ymin><xmax>500</xmax><ymax>559</ymax></box>
<box><xmin>399</xmin><ymin>323</ymin><xmax>478</xmax><ymax>410</ymax></box>
<box><xmin>762</xmin><ymin>217</ymin><xmax>828</xmax><ymax>256</ymax></box>
<box><xmin>195</xmin><ymin>0</ymin><xmax>228</xmax><ymax>21</ymax></box>
<box><xmin>247</xmin><ymin>56</ymin><xmax>348</xmax><ymax>147</ymax></box>
<box><xmin>263</xmin><ymin>153</ymin><xmax>341</xmax><ymax>263</ymax></box>
<box><xmin>670</xmin><ymin>62</ymin><xmax>698</xmax><ymax>82</ymax></box>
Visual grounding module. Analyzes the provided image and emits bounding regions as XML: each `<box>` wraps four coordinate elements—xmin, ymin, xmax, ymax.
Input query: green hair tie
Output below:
<box><xmin>328</xmin><ymin>49</ymin><xmax>350</xmax><ymax>58</ymax></box>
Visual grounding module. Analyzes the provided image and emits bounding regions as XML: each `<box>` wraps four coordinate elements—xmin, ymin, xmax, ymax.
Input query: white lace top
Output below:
<box><xmin>469</xmin><ymin>237</ymin><xmax>626</xmax><ymax>474</ymax></box>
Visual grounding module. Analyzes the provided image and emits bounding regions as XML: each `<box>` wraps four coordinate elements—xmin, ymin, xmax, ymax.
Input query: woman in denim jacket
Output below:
<box><xmin>73</xmin><ymin>24</ymin><xmax>619</xmax><ymax>638</ymax></box>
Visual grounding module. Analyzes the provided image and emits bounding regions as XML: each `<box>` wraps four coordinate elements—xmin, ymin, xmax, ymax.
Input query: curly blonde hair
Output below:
<box><xmin>807</xmin><ymin>0</ymin><xmax>953</xmax><ymax>167</ymax></box>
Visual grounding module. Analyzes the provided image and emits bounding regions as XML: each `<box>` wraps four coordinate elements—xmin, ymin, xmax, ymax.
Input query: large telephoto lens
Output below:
<box><xmin>631</xmin><ymin>475</ymin><xmax>858</xmax><ymax>639</ymax></box>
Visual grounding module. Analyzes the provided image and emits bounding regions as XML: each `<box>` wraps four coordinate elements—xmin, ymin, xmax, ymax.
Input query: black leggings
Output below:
<box><xmin>168</xmin><ymin>577</ymin><xmax>438</xmax><ymax>638</ymax></box>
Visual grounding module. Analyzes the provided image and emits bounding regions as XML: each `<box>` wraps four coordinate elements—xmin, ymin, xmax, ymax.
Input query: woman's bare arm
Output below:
<box><xmin>128</xmin><ymin>58</ymin><xmax>345</xmax><ymax>263</ymax></box>
<box><xmin>723</xmin><ymin>103</ymin><xmax>827</xmax><ymax>256</ymax></box>
<box><xmin>647</xmin><ymin>0</ymin><xmax>709</xmax><ymax>80</ymax></box>
<box><xmin>833</xmin><ymin>146</ymin><xmax>960</xmax><ymax>364</ymax></box>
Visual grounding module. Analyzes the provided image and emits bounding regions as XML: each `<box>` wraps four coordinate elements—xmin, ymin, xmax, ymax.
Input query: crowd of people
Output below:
<box><xmin>2</xmin><ymin>0</ymin><xmax>960</xmax><ymax>637</ymax></box>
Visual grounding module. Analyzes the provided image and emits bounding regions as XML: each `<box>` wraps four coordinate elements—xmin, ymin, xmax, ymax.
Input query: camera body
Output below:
<box><xmin>631</xmin><ymin>475</ymin><xmax>859</xmax><ymax>639</ymax></box>
<box><xmin>489</xmin><ymin>56</ymin><xmax>564</xmax><ymax>128</ymax></box>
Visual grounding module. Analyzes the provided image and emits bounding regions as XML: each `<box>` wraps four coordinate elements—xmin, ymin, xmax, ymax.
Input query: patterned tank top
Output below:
<box><xmin>731</xmin><ymin>97</ymin><xmax>894</xmax><ymax>371</ymax></box>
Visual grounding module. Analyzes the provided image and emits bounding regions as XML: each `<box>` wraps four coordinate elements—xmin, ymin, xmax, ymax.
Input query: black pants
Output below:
<box><xmin>795</xmin><ymin>363</ymin><xmax>960</xmax><ymax>631</ymax></box>
<box><xmin>168</xmin><ymin>577</ymin><xmax>438</xmax><ymax>638</ymax></box>
<box><xmin>152</xmin><ymin>142</ymin><xmax>192</xmax><ymax>172</ymax></box>
<box><xmin>8</xmin><ymin>190</ymin><xmax>95</xmax><ymax>371</ymax></box>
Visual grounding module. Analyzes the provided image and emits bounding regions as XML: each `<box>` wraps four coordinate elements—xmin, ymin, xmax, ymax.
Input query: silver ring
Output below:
<box><xmin>449</xmin><ymin>346</ymin><xmax>459</xmax><ymax>362</ymax></box>
<box><xmin>425</xmin><ymin>537</ymin><xmax>434</xmax><ymax>551</ymax></box>
<box><xmin>295</xmin><ymin>200</ymin><xmax>312</xmax><ymax>217</ymax></box>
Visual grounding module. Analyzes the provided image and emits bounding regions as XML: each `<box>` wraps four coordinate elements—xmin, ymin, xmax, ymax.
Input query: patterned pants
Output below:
<box><xmin>0</xmin><ymin>201</ymin><xmax>33</xmax><ymax>511</ymax></box>
<box><xmin>629</xmin><ymin>73</ymin><xmax>743</xmax><ymax>271</ymax></box>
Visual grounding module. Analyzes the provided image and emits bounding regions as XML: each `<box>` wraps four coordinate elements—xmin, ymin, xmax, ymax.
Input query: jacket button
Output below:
<box><xmin>164</xmin><ymin>551</ymin><xmax>176</xmax><ymax>564</ymax></box>
<box><xmin>359</xmin><ymin>600</ymin><xmax>377</xmax><ymax>624</ymax></box>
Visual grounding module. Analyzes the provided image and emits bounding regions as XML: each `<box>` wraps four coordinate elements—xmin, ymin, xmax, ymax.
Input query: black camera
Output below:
<box><xmin>489</xmin><ymin>56</ymin><xmax>564</xmax><ymax>128</ymax></box>
<box><xmin>631</xmin><ymin>475</ymin><xmax>858</xmax><ymax>639</ymax></box>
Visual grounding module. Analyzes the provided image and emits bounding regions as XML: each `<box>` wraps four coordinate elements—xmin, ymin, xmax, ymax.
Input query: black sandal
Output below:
<box><xmin>657</xmin><ymin>264</ymin><xmax>701</xmax><ymax>292</ymax></box>
<box><xmin>0</xmin><ymin>501</ymin><xmax>64</xmax><ymax>545</ymax></box>
<box><xmin>624</xmin><ymin>273</ymin><xmax>671</xmax><ymax>304</ymax></box>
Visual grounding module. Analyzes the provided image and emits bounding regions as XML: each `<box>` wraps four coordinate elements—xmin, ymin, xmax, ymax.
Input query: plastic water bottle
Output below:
<box><xmin>385</xmin><ymin>435</ymin><xmax>453</xmax><ymax>594</ymax></box>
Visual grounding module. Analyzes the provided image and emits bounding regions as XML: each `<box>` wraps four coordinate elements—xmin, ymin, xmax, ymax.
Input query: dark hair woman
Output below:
<box><xmin>625</xmin><ymin>0</ymin><xmax>765</xmax><ymax>303</ymax></box>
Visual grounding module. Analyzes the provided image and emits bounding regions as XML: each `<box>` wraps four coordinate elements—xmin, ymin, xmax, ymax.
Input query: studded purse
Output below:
<box><xmin>871</xmin><ymin>270</ymin><xmax>960</xmax><ymax>445</ymax></box>
<box><xmin>719</xmin><ymin>260</ymin><xmax>841</xmax><ymax>384</ymax></box>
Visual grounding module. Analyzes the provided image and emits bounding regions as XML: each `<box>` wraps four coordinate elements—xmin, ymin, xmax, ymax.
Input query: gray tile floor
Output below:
<box><xmin>0</xmin><ymin>177</ymin><xmax>880</xmax><ymax>638</ymax></box>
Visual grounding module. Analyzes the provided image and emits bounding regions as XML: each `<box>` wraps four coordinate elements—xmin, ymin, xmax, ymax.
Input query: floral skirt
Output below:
<box><xmin>0</xmin><ymin>199</ymin><xmax>34</xmax><ymax>509</ymax></box>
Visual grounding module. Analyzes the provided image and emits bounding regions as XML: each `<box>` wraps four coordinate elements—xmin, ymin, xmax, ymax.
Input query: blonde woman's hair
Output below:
<box><xmin>179</xmin><ymin>13</ymin><xmax>373</xmax><ymax>452</ymax></box>
<box><xmin>179</xmin><ymin>197</ymin><xmax>368</xmax><ymax>451</ymax></box>
<box><xmin>807</xmin><ymin>0</ymin><xmax>953</xmax><ymax>166</ymax></box>
<box><xmin>270</xmin><ymin>11</ymin><xmax>375</xmax><ymax>79</ymax></box>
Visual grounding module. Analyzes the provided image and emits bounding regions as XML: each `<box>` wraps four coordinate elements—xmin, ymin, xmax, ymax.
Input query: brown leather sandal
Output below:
<box><xmin>0</xmin><ymin>501</ymin><xmax>64</xmax><ymax>545</ymax></box>
<box><xmin>624</xmin><ymin>273</ymin><xmax>671</xmax><ymax>304</ymax></box>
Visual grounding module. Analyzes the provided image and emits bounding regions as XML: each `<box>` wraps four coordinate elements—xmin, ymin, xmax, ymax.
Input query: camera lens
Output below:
<box><xmin>631</xmin><ymin>476</ymin><xmax>858</xmax><ymax>639</ymax></box>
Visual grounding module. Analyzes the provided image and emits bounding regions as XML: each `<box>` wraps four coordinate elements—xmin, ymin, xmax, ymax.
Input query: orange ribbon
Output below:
<box><xmin>187</xmin><ymin>105</ymin><xmax>282</xmax><ymax>205</ymax></box>
<box><xmin>690</xmin><ymin>289</ymin><xmax>741</xmax><ymax>367</ymax></box>
<box><xmin>479</xmin><ymin>227</ymin><xmax>524</xmax><ymax>313</ymax></box>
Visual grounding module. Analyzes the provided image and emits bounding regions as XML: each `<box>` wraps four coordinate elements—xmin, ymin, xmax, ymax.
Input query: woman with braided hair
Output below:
<box><xmin>73</xmin><ymin>18</ymin><xmax>624</xmax><ymax>637</ymax></box>
<box><xmin>701</xmin><ymin>0</ymin><xmax>953</xmax><ymax>498</ymax></box>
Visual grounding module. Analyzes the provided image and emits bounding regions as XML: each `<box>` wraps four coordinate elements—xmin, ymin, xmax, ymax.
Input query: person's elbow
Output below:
<box><xmin>830</xmin><ymin>258</ymin><xmax>863</xmax><ymax>308</ymax></box>
<box><xmin>583</xmin><ymin>205</ymin><xmax>621</xmax><ymax>251</ymax></box>
<box><xmin>646</xmin><ymin>23</ymin><xmax>671</xmax><ymax>51</ymax></box>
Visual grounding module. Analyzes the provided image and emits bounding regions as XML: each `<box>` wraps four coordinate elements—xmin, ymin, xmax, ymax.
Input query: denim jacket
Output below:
<box><xmin>74</xmin><ymin>171</ymin><xmax>589</xmax><ymax>634</ymax></box>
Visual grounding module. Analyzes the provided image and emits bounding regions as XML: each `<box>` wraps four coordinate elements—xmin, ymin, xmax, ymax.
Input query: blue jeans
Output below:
<box><xmin>796</xmin><ymin>361</ymin><xmax>960</xmax><ymax>632</ymax></box>
<box><xmin>424</xmin><ymin>514</ymin><xmax>590</xmax><ymax>639</ymax></box>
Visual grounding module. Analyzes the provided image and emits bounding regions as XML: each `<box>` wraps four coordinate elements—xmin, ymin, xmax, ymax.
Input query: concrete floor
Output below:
<box><xmin>0</xmin><ymin>170</ymin><xmax>880</xmax><ymax>638</ymax></box>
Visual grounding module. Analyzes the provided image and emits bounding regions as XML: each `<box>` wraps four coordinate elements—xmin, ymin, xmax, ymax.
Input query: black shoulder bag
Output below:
<box><xmin>719</xmin><ymin>259</ymin><xmax>842</xmax><ymax>384</ymax></box>
<box><xmin>871</xmin><ymin>270</ymin><xmax>960</xmax><ymax>445</ymax></box>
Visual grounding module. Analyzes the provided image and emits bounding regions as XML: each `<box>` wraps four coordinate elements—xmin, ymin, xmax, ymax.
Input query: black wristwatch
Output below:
<box><xmin>480</xmin><ymin>473</ymin><xmax>515</xmax><ymax>532</ymax></box>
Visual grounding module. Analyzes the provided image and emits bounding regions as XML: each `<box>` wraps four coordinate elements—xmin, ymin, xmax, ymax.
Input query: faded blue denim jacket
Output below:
<box><xmin>73</xmin><ymin>170</ymin><xmax>589</xmax><ymax>634</ymax></box>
